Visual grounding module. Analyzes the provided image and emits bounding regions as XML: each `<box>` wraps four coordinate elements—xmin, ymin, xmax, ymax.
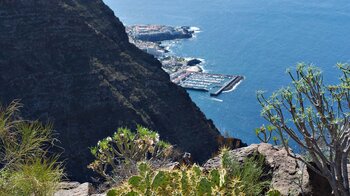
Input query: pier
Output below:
<box><xmin>171</xmin><ymin>71</ymin><xmax>243</xmax><ymax>96</ymax></box>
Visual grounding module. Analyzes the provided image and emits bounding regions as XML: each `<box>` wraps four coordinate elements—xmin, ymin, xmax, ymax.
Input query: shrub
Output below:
<box><xmin>0</xmin><ymin>100</ymin><xmax>63</xmax><ymax>195</ymax></box>
<box><xmin>88</xmin><ymin>126</ymin><xmax>174</xmax><ymax>184</ymax></box>
<box><xmin>257</xmin><ymin>63</ymin><xmax>350</xmax><ymax>195</ymax></box>
<box><xmin>0</xmin><ymin>158</ymin><xmax>63</xmax><ymax>196</ymax></box>
<box><xmin>220</xmin><ymin>148</ymin><xmax>270</xmax><ymax>195</ymax></box>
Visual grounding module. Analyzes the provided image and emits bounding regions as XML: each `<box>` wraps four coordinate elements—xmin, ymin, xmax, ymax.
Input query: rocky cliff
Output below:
<box><xmin>0</xmin><ymin>0</ymin><xmax>223</xmax><ymax>181</ymax></box>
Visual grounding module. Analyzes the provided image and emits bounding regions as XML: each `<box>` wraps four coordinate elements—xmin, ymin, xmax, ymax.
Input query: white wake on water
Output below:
<box><xmin>210</xmin><ymin>97</ymin><xmax>224</xmax><ymax>102</ymax></box>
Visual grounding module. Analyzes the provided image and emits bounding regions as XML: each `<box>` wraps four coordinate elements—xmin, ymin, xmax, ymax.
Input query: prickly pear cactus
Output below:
<box><xmin>106</xmin><ymin>147</ymin><xmax>281</xmax><ymax>196</ymax></box>
<box><xmin>107</xmin><ymin>161</ymin><xmax>246</xmax><ymax>196</ymax></box>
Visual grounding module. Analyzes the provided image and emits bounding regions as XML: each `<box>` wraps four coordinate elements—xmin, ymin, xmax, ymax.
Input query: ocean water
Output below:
<box><xmin>104</xmin><ymin>0</ymin><xmax>350</xmax><ymax>144</ymax></box>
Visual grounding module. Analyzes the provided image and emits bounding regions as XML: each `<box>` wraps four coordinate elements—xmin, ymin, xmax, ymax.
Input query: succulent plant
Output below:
<box><xmin>107</xmin><ymin>161</ymin><xmax>246</xmax><ymax>196</ymax></box>
<box><xmin>88</xmin><ymin>126</ymin><xmax>174</xmax><ymax>184</ymax></box>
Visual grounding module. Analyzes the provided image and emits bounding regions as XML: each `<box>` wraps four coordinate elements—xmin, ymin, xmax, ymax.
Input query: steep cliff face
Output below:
<box><xmin>0</xmin><ymin>0</ymin><xmax>221</xmax><ymax>181</ymax></box>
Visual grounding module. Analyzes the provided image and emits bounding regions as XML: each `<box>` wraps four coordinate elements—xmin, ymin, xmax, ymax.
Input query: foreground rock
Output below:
<box><xmin>203</xmin><ymin>143</ymin><xmax>332</xmax><ymax>196</ymax></box>
<box><xmin>55</xmin><ymin>182</ymin><xmax>106</xmax><ymax>196</ymax></box>
<box><xmin>0</xmin><ymin>0</ymin><xmax>230</xmax><ymax>181</ymax></box>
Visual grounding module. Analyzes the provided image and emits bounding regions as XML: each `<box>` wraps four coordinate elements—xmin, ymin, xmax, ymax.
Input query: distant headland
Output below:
<box><xmin>126</xmin><ymin>25</ymin><xmax>203</xmax><ymax>73</ymax></box>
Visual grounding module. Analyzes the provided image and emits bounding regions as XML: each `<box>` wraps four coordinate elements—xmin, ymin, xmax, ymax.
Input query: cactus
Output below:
<box><xmin>106</xmin><ymin>157</ymin><xmax>281</xmax><ymax>196</ymax></box>
<box><xmin>107</xmin><ymin>161</ymin><xmax>247</xmax><ymax>196</ymax></box>
<box><xmin>91</xmin><ymin>126</ymin><xmax>281</xmax><ymax>195</ymax></box>
<box><xmin>266</xmin><ymin>189</ymin><xmax>282</xmax><ymax>196</ymax></box>
<box><xmin>88</xmin><ymin>126</ymin><xmax>174</xmax><ymax>184</ymax></box>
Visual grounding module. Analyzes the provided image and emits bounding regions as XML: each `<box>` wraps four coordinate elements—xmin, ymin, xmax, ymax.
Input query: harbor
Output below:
<box><xmin>126</xmin><ymin>24</ymin><xmax>244</xmax><ymax>96</ymax></box>
<box><xmin>171</xmin><ymin>71</ymin><xmax>244</xmax><ymax>96</ymax></box>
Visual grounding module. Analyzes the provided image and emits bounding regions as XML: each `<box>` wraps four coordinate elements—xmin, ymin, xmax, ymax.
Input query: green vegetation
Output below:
<box><xmin>88</xmin><ymin>126</ymin><xmax>174</xmax><ymax>184</ymax></box>
<box><xmin>255</xmin><ymin>125</ymin><xmax>279</xmax><ymax>145</ymax></box>
<box><xmin>0</xmin><ymin>158</ymin><xmax>62</xmax><ymax>196</ymax></box>
<box><xmin>107</xmin><ymin>162</ymin><xmax>245</xmax><ymax>196</ymax></box>
<box><xmin>221</xmin><ymin>148</ymin><xmax>270</xmax><ymax>195</ymax></box>
<box><xmin>257</xmin><ymin>64</ymin><xmax>350</xmax><ymax>195</ymax></box>
<box><xmin>0</xmin><ymin>101</ymin><xmax>63</xmax><ymax>195</ymax></box>
<box><xmin>105</xmin><ymin>144</ymin><xmax>278</xmax><ymax>196</ymax></box>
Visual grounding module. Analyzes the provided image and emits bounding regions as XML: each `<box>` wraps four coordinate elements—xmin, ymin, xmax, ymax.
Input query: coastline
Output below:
<box><xmin>126</xmin><ymin>25</ymin><xmax>204</xmax><ymax>75</ymax></box>
<box><xmin>127</xmin><ymin>24</ymin><xmax>243</xmax><ymax>94</ymax></box>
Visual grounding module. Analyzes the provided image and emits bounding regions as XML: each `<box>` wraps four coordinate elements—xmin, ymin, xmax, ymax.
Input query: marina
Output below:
<box><xmin>171</xmin><ymin>71</ymin><xmax>243</xmax><ymax>96</ymax></box>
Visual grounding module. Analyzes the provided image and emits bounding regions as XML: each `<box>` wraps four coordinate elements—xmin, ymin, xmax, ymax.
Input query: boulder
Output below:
<box><xmin>55</xmin><ymin>182</ymin><xmax>94</xmax><ymax>196</ymax></box>
<box><xmin>203</xmin><ymin>143</ymin><xmax>331</xmax><ymax>195</ymax></box>
<box><xmin>187</xmin><ymin>59</ymin><xmax>202</xmax><ymax>66</ymax></box>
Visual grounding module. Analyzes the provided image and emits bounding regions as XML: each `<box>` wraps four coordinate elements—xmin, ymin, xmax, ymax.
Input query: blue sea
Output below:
<box><xmin>104</xmin><ymin>0</ymin><xmax>350</xmax><ymax>144</ymax></box>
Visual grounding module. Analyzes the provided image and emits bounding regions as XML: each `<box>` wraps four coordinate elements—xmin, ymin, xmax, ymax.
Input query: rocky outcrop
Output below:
<box><xmin>0</xmin><ymin>0</ymin><xmax>227</xmax><ymax>181</ymax></box>
<box><xmin>55</xmin><ymin>182</ymin><xmax>95</xmax><ymax>196</ymax></box>
<box><xmin>203</xmin><ymin>143</ymin><xmax>332</xmax><ymax>196</ymax></box>
<box><xmin>187</xmin><ymin>59</ymin><xmax>202</xmax><ymax>66</ymax></box>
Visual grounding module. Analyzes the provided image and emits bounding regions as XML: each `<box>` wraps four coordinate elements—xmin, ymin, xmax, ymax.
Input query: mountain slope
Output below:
<box><xmin>0</xmin><ymin>0</ymin><xmax>222</xmax><ymax>181</ymax></box>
